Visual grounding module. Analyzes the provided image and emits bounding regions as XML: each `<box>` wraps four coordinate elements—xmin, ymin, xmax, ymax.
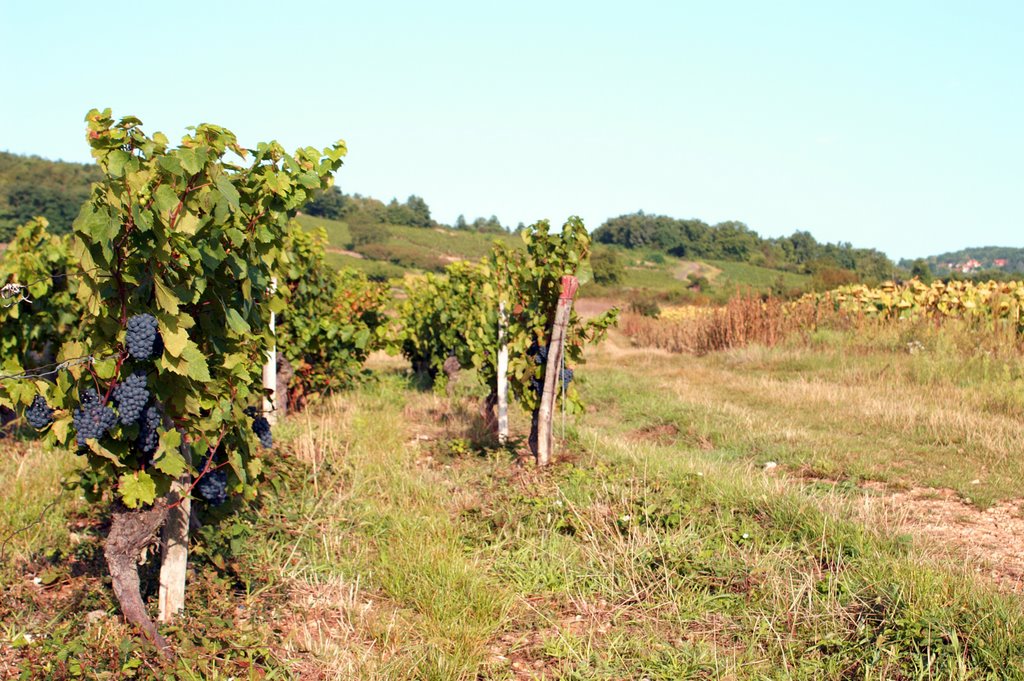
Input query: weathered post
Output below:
<box><xmin>497</xmin><ymin>301</ymin><xmax>509</xmax><ymax>444</ymax></box>
<box><xmin>536</xmin><ymin>276</ymin><xmax>579</xmax><ymax>466</ymax></box>
<box><xmin>263</xmin><ymin>276</ymin><xmax>278</xmax><ymax>424</ymax></box>
<box><xmin>157</xmin><ymin>434</ymin><xmax>191</xmax><ymax>624</ymax></box>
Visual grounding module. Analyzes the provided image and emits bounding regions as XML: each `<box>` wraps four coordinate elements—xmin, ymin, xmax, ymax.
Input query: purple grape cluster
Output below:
<box><xmin>113</xmin><ymin>370</ymin><xmax>149</xmax><ymax>426</ymax></box>
<box><xmin>561</xmin><ymin>368</ymin><xmax>574</xmax><ymax>391</ymax></box>
<box><xmin>126</xmin><ymin>314</ymin><xmax>162</xmax><ymax>361</ymax></box>
<box><xmin>528</xmin><ymin>343</ymin><xmax>549</xmax><ymax>366</ymax></box>
<box><xmin>73</xmin><ymin>388</ymin><xmax>117</xmax><ymax>448</ymax></box>
<box><xmin>136</xmin><ymin>403</ymin><xmax>162</xmax><ymax>456</ymax></box>
<box><xmin>25</xmin><ymin>395</ymin><xmax>54</xmax><ymax>430</ymax></box>
<box><xmin>196</xmin><ymin>468</ymin><xmax>228</xmax><ymax>506</ymax></box>
<box><xmin>251</xmin><ymin>415</ymin><xmax>272</xmax><ymax>449</ymax></box>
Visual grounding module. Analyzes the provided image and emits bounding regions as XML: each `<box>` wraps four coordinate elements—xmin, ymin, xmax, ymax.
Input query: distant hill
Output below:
<box><xmin>0</xmin><ymin>151</ymin><xmax>822</xmax><ymax>298</ymax></box>
<box><xmin>901</xmin><ymin>247</ymin><xmax>1024</xmax><ymax>275</ymax></box>
<box><xmin>0</xmin><ymin>151</ymin><xmax>100</xmax><ymax>240</ymax></box>
<box><xmin>592</xmin><ymin>211</ymin><xmax>895</xmax><ymax>283</ymax></box>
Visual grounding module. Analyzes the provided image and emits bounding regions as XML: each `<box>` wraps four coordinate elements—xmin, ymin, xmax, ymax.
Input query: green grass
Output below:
<box><xmin>707</xmin><ymin>258</ymin><xmax>811</xmax><ymax>293</ymax></box>
<box><xmin>297</xmin><ymin>214</ymin><xmax>351</xmax><ymax>247</ymax></box>
<box><xmin>297</xmin><ymin>215</ymin><xmax>519</xmax><ymax>271</ymax></box>
<box><xmin>4</xmin><ymin>330</ymin><xmax>1024</xmax><ymax>678</ymax></box>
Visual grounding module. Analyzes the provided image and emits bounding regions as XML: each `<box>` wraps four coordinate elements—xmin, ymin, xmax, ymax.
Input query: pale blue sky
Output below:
<box><xmin>1</xmin><ymin>1</ymin><xmax>1020</xmax><ymax>259</ymax></box>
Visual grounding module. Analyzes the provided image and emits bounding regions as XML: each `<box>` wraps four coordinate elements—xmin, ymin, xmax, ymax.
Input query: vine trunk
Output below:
<box><xmin>104</xmin><ymin>501</ymin><xmax>172</xmax><ymax>657</ymax></box>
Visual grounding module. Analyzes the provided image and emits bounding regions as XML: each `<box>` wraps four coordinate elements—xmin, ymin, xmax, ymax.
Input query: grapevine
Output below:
<box><xmin>397</xmin><ymin>218</ymin><xmax>618</xmax><ymax>453</ymax></box>
<box><xmin>0</xmin><ymin>108</ymin><xmax>347</xmax><ymax>652</ymax></box>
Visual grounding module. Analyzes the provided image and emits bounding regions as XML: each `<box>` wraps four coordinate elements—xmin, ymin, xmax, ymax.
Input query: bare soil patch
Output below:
<box><xmin>861</xmin><ymin>485</ymin><xmax>1024</xmax><ymax>591</ymax></box>
<box><xmin>325</xmin><ymin>247</ymin><xmax>364</xmax><ymax>259</ymax></box>
<box><xmin>672</xmin><ymin>260</ymin><xmax>721</xmax><ymax>282</ymax></box>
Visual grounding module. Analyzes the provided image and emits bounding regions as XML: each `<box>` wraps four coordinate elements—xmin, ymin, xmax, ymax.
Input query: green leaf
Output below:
<box><xmin>181</xmin><ymin>344</ymin><xmax>212</xmax><ymax>382</ymax></box>
<box><xmin>225</xmin><ymin>307</ymin><xmax>251</xmax><ymax>335</ymax></box>
<box><xmin>176</xmin><ymin>210</ymin><xmax>200</xmax><ymax>235</ymax></box>
<box><xmin>107</xmin><ymin>150</ymin><xmax>130</xmax><ymax>177</ymax></box>
<box><xmin>154</xmin><ymin>277</ymin><xmax>180</xmax><ymax>315</ymax></box>
<box><xmin>178</xmin><ymin>147</ymin><xmax>203</xmax><ymax>175</ymax></box>
<box><xmin>160</xmin><ymin>321</ymin><xmax>189</xmax><ymax>358</ymax></box>
<box><xmin>94</xmin><ymin>358</ymin><xmax>117</xmax><ymax>380</ymax></box>
<box><xmin>118</xmin><ymin>471</ymin><xmax>157</xmax><ymax>509</ymax></box>
<box><xmin>158</xmin><ymin>155</ymin><xmax>184</xmax><ymax>177</ymax></box>
<box><xmin>154</xmin><ymin>184</ymin><xmax>179</xmax><ymax>215</ymax></box>
<box><xmin>154</xmin><ymin>430</ymin><xmax>187</xmax><ymax>477</ymax></box>
<box><xmin>215</xmin><ymin>176</ymin><xmax>240</xmax><ymax>210</ymax></box>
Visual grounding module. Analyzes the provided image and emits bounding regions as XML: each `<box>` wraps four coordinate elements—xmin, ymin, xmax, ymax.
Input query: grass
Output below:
<box><xmin>3</xmin><ymin>329</ymin><xmax>1024</xmax><ymax>678</ymax></box>
<box><xmin>707</xmin><ymin>259</ymin><xmax>811</xmax><ymax>293</ymax></box>
<box><xmin>296</xmin><ymin>215</ymin><xmax>519</xmax><ymax>270</ymax></box>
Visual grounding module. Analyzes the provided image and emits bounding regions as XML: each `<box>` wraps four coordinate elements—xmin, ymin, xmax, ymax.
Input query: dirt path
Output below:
<box><xmin>857</xmin><ymin>484</ymin><xmax>1024</xmax><ymax>591</ymax></box>
<box><xmin>326</xmin><ymin>247</ymin><xmax>364</xmax><ymax>259</ymax></box>
<box><xmin>672</xmin><ymin>260</ymin><xmax>721</xmax><ymax>282</ymax></box>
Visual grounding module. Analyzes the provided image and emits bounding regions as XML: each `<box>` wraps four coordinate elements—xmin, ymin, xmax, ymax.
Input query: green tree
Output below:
<box><xmin>910</xmin><ymin>258</ymin><xmax>933</xmax><ymax>283</ymax></box>
<box><xmin>303</xmin><ymin>185</ymin><xmax>345</xmax><ymax>219</ymax></box>
<box><xmin>591</xmin><ymin>247</ymin><xmax>624</xmax><ymax>285</ymax></box>
<box><xmin>348</xmin><ymin>219</ymin><xmax>390</xmax><ymax>248</ymax></box>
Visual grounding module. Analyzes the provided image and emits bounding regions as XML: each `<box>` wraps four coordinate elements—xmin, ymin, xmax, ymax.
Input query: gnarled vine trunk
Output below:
<box><xmin>479</xmin><ymin>391</ymin><xmax>499</xmax><ymax>436</ymax></box>
<box><xmin>104</xmin><ymin>501</ymin><xmax>172</xmax><ymax>656</ymax></box>
<box><xmin>443</xmin><ymin>355</ymin><xmax>461</xmax><ymax>397</ymax></box>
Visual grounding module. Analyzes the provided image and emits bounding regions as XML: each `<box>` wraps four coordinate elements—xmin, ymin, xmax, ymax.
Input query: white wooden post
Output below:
<box><xmin>537</xmin><ymin>276</ymin><xmax>578</xmax><ymax>466</ymax></box>
<box><xmin>497</xmin><ymin>302</ymin><xmax>509</xmax><ymax>444</ymax></box>
<box><xmin>263</xmin><ymin>277</ymin><xmax>277</xmax><ymax>425</ymax></box>
<box><xmin>158</xmin><ymin>432</ymin><xmax>191</xmax><ymax>622</ymax></box>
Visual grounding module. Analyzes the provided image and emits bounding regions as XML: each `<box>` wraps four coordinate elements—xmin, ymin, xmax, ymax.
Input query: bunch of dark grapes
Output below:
<box><xmin>251</xmin><ymin>415</ymin><xmax>273</xmax><ymax>449</ymax></box>
<box><xmin>126</xmin><ymin>314</ymin><xmax>163</xmax><ymax>361</ymax></box>
<box><xmin>528</xmin><ymin>343</ymin><xmax>549</xmax><ymax>366</ymax></box>
<box><xmin>196</xmin><ymin>468</ymin><xmax>228</xmax><ymax>506</ymax></box>
<box><xmin>136</xmin><ymin>403</ymin><xmax>162</xmax><ymax>456</ymax></box>
<box><xmin>529</xmin><ymin>375</ymin><xmax>543</xmax><ymax>396</ymax></box>
<box><xmin>73</xmin><ymin>389</ymin><xmax>117</xmax><ymax>448</ymax></box>
<box><xmin>113</xmin><ymin>370</ymin><xmax>149</xmax><ymax>426</ymax></box>
<box><xmin>25</xmin><ymin>395</ymin><xmax>54</xmax><ymax>430</ymax></box>
<box><xmin>561</xmin><ymin>368</ymin><xmax>574</xmax><ymax>391</ymax></box>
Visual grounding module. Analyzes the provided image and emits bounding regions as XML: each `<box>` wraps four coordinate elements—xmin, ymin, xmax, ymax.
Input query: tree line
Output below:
<box><xmin>592</xmin><ymin>211</ymin><xmax>895</xmax><ymax>282</ymax></box>
<box><xmin>0</xmin><ymin>151</ymin><xmax>102</xmax><ymax>240</ymax></box>
<box><xmin>17</xmin><ymin>150</ymin><xmax>1010</xmax><ymax>286</ymax></box>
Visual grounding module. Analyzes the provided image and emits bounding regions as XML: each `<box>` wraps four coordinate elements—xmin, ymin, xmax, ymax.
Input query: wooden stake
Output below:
<box><xmin>536</xmin><ymin>276</ymin><xmax>578</xmax><ymax>466</ymax></box>
<box><xmin>158</xmin><ymin>432</ymin><xmax>191</xmax><ymax>623</ymax></box>
<box><xmin>263</xmin><ymin>276</ymin><xmax>278</xmax><ymax>424</ymax></box>
<box><xmin>497</xmin><ymin>302</ymin><xmax>509</xmax><ymax>444</ymax></box>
